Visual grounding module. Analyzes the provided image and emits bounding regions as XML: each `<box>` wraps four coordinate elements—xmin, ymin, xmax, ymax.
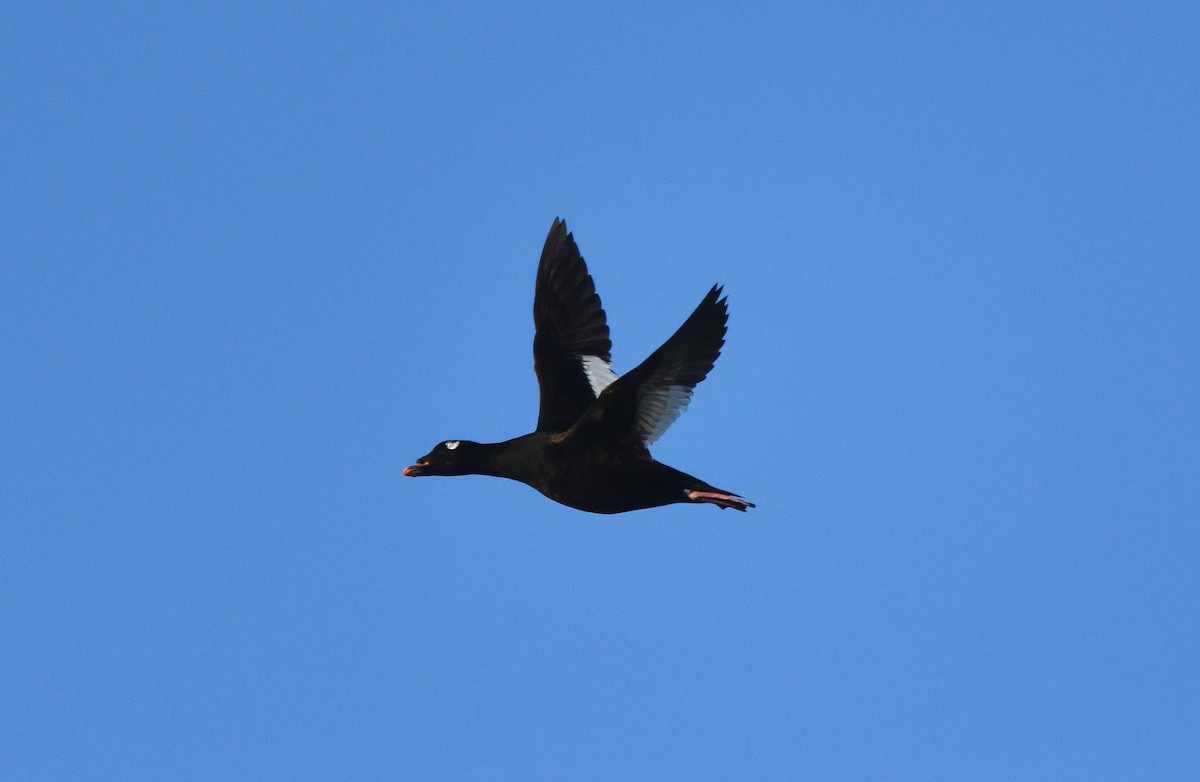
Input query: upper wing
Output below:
<box><xmin>533</xmin><ymin>218</ymin><xmax>617</xmax><ymax>433</ymax></box>
<box><xmin>565</xmin><ymin>285</ymin><xmax>728</xmax><ymax>449</ymax></box>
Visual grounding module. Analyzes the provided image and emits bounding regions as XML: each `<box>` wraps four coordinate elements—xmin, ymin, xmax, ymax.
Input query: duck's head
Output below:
<box><xmin>403</xmin><ymin>439</ymin><xmax>479</xmax><ymax>477</ymax></box>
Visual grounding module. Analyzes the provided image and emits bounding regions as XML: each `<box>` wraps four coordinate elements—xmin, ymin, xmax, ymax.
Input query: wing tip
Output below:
<box><xmin>544</xmin><ymin>217</ymin><xmax>571</xmax><ymax>252</ymax></box>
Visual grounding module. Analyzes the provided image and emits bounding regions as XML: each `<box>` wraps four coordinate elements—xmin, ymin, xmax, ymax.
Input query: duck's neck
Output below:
<box><xmin>469</xmin><ymin>434</ymin><xmax>548</xmax><ymax>487</ymax></box>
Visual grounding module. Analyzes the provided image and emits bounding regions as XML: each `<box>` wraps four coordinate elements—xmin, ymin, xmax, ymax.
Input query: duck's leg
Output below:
<box><xmin>686</xmin><ymin>489</ymin><xmax>755</xmax><ymax>511</ymax></box>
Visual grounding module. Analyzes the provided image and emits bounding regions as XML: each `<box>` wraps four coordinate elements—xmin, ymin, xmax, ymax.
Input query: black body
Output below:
<box><xmin>404</xmin><ymin>219</ymin><xmax>753</xmax><ymax>514</ymax></box>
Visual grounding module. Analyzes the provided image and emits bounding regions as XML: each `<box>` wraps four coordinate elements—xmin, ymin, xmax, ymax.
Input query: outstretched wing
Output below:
<box><xmin>566</xmin><ymin>285</ymin><xmax>728</xmax><ymax>449</ymax></box>
<box><xmin>533</xmin><ymin>218</ymin><xmax>617</xmax><ymax>433</ymax></box>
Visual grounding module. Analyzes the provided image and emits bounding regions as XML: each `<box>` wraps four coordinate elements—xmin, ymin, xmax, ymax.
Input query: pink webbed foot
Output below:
<box><xmin>686</xmin><ymin>489</ymin><xmax>756</xmax><ymax>511</ymax></box>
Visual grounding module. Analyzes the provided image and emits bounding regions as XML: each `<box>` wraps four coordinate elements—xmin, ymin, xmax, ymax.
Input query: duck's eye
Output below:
<box><xmin>444</xmin><ymin>440</ymin><xmax>460</xmax><ymax>450</ymax></box>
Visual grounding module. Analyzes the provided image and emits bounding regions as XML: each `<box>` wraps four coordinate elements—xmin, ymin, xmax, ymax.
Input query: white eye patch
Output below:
<box><xmin>444</xmin><ymin>440</ymin><xmax>460</xmax><ymax>450</ymax></box>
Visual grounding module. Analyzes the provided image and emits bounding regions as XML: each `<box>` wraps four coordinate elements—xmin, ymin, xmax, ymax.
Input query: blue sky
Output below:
<box><xmin>3</xmin><ymin>3</ymin><xmax>1197</xmax><ymax>779</ymax></box>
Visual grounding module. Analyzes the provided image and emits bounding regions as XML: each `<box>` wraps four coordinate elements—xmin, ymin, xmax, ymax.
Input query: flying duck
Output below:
<box><xmin>403</xmin><ymin>218</ymin><xmax>754</xmax><ymax>513</ymax></box>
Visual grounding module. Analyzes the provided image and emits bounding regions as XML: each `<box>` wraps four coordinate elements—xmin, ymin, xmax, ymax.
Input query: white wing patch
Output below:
<box><xmin>636</xmin><ymin>384</ymin><xmax>693</xmax><ymax>446</ymax></box>
<box><xmin>580</xmin><ymin>354</ymin><xmax>618</xmax><ymax>397</ymax></box>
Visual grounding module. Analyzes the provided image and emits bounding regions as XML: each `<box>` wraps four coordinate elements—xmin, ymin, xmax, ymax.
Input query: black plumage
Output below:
<box><xmin>403</xmin><ymin>218</ymin><xmax>754</xmax><ymax>513</ymax></box>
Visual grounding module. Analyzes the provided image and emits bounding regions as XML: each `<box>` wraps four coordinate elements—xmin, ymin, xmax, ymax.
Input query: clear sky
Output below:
<box><xmin>3</xmin><ymin>3</ymin><xmax>1197</xmax><ymax>779</ymax></box>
